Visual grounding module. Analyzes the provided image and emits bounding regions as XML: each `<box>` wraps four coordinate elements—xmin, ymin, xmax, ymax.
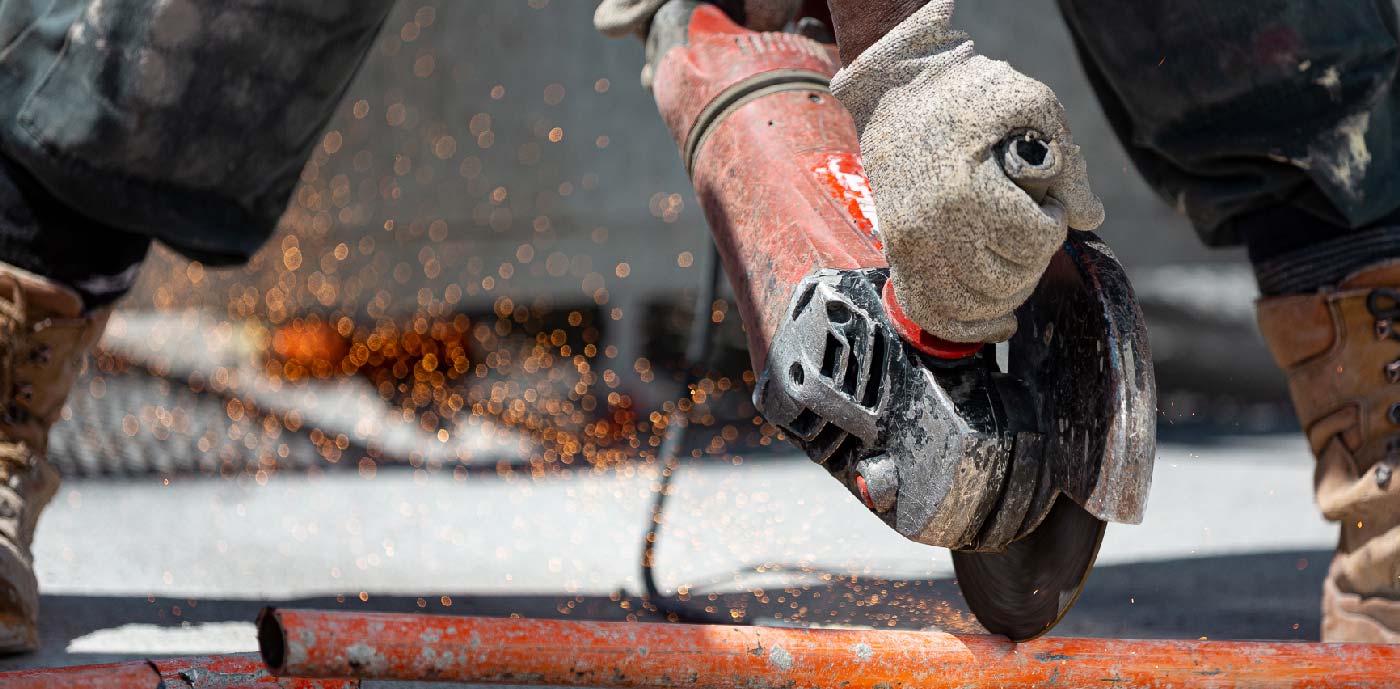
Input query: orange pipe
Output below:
<box><xmin>0</xmin><ymin>653</ymin><xmax>357</xmax><ymax>688</ymax></box>
<box><xmin>0</xmin><ymin>662</ymin><xmax>152</xmax><ymax>689</ymax></box>
<box><xmin>259</xmin><ymin>608</ymin><xmax>1400</xmax><ymax>687</ymax></box>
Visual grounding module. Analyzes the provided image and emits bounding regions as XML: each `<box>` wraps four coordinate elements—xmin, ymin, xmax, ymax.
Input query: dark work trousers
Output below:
<box><xmin>1</xmin><ymin>0</ymin><xmax>1400</xmax><ymax>306</ymax></box>
<box><xmin>1059</xmin><ymin>0</ymin><xmax>1400</xmax><ymax>293</ymax></box>
<box><xmin>0</xmin><ymin>0</ymin><xmax>395</xmax><ymax>306</ymax></box>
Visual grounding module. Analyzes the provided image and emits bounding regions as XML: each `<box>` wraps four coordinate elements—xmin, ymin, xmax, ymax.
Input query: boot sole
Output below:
<box><xmin>0</xmin><ymin>609</ymin><xmax>36</xmax><ymax>653</ymax></box>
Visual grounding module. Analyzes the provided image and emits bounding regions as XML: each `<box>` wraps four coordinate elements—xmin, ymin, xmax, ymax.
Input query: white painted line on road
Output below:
<box><xmin>65</xmin><ymin>621</ymin><xmax>257</xmax><ymax>655</ymax></box>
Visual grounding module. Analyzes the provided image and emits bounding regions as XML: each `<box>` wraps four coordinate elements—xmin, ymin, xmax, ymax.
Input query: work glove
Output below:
<box><xmin>830</xmin><ymin>0</ymin><xmax>1104</xmax><ymax>344</ymax></box>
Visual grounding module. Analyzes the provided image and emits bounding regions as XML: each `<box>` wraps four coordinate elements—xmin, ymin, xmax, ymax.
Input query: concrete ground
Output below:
<box><xmin>0</xmin><ymin>433</ymin><xmax>1338</xmax><ymax>683</ymax></box>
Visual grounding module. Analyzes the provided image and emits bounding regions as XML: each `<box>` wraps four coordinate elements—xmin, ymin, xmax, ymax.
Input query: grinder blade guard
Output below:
<box><xmin>756</xmin><ymin>234</ymin><xmax>1155</xmax><ymax>553</ymax></box>
<box><xmin>754</xmin><ymin>234</ymin><xmax>1155</xmax><ymax>640</ymax></box>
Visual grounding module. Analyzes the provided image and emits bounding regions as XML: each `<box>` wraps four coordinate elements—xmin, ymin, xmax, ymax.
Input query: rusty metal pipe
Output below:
<box><xmin>0</xmin><ymin>661</ymin><xmax>153</xmax><ymax>689</ymax></box>
<box><xmin>0</xmin><ymin>653</ymin><xmax>358</xmax><ymax>688</ymax></box>
<box><xmin>258</xmin><ymin>608</ymin><xmax>1400</xmax><ymax>687</ymax></box>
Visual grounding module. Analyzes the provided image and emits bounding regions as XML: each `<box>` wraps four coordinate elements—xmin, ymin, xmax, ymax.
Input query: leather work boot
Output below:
<box><xmin>1257</xmin><ymin>260</ymin><xmax>1400</xmax><ymax>643</ymax></box>
<box><xmin>0</xmin><ymin>264</ymin><xmax>109</xmax><ymax>653</ymax></box>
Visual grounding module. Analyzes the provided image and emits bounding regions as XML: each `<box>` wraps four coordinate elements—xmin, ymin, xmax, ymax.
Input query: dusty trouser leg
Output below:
<box><xmin>1059</xmin><ymin>0</ymin><xmax>1400</xmax><ymax>641</ymax></box>
<box><xmin>1057</xmin><ymin>0</ymin><xmax>1400</xmax><ymax>288</ymax></box>
<box><xmin>0</xmin><ymin>0</ymin><xmax>396</xmax><ymax>269</ymax></box>
<box><xmin>0</xmin><ymin>0</ymin><xmax>394</xmax><ymax>652</ymax></box>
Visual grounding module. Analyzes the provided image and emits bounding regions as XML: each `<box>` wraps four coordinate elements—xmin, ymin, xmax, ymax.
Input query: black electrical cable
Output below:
<box><xmin>639</xmin><ymin>241</ymin><xmax>739</xmax><ymax>624</ymax></box>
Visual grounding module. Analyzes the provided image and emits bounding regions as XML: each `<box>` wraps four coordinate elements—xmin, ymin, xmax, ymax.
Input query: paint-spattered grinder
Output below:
<box><xmin>645</xmin><ymin>3</ymin><xmax>1156</xmax><ymax>641</ymax></box>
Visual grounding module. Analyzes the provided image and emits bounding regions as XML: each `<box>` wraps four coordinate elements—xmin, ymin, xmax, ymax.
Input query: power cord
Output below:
<box><xmin>639</xmin><ymin>241</ymin><xmax>738</xmax><ymax>624</ymax></box>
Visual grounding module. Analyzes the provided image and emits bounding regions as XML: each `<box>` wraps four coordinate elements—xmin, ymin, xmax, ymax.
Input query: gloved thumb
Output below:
<box><xmin>1046</xmin><ymin>137</ymin><xmax>1104</xmax><ymax>231</ymax></box>
<box><xmin>998</xmin><ymin>132</ymin><xmax>1103</xmax><ymax>231</ymax></box>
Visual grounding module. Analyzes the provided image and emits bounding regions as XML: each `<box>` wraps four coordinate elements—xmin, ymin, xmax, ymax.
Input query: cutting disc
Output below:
<box><xmin>950</xmin><ymin>495</ymin><xmax>1106</xmax><ymax>642</ymax></box>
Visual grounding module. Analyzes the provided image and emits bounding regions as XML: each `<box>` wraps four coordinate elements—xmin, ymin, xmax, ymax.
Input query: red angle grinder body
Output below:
<box><xmin>650</xmin><ymin>4</ymin><xmax>1156</xmax><ymax>641</ymax></box>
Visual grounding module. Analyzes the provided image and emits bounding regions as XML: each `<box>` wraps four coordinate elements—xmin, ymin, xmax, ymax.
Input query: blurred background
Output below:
<box><xmin>6</xmin><ymin>0</ymin><xmax>1332</xmax><ymax>674</ymax></box>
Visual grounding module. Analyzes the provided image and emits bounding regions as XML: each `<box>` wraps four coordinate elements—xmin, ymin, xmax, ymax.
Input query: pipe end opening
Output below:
<box><xmin>257</xmin><ymin>607</ymin><xmax>286</xmax><ymax>672</ymax></box>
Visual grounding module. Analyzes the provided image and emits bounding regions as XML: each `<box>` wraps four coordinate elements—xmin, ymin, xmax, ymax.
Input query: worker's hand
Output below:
<box><xmin>831</xmin><ymin>0</ymin><xmax>1103</xmax><ymax>344</ymax></box>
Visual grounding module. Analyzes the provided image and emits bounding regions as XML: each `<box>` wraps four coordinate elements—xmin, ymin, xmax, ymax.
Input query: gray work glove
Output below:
<box><xmin>831</xmin><ymin>0</ymin><xmax>1104</xmax><ymax>344</ymax></box>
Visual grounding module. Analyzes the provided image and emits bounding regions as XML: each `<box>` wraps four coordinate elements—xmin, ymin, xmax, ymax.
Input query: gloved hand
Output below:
<box><xmin>830</xmin><ymin>0</ymin><xmax>1103</xmax><ymax>344</ymax></box>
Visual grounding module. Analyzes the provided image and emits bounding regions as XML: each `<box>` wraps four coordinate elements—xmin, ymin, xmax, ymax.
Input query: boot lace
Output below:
<box><xmin>0</xmin><ymin>275</ymin><xmax>46</xmax><ymax>474</ymax></box>
<box><xmin>1367</xmin><ymin>287</ymin><xmax>1400</xmax><ymax>488</ymax></box>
